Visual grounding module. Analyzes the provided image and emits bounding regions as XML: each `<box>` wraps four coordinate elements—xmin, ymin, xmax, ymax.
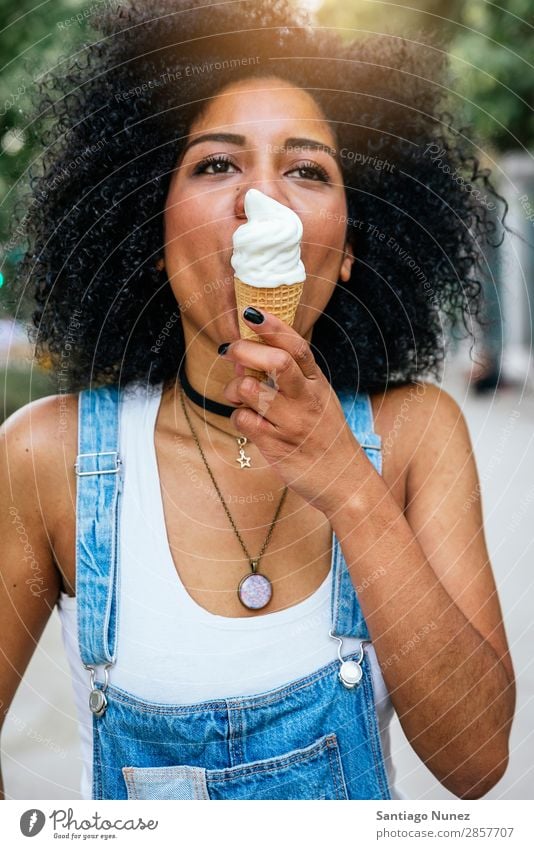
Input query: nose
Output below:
<box><xmin>234</xmin><ymin>174</ymin><xmax>292</xmax><ymax>219</ymax></box>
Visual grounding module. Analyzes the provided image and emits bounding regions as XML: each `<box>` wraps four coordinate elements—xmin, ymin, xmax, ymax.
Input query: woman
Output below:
<box><xmin>0</xmin><ymin>0</ymin><xmax>515</xmax><ymax>800</ymax></box>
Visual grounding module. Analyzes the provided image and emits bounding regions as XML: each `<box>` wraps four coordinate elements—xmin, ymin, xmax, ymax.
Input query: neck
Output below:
<box><xmin>169</xmin><ymin>318</ymin><xmax>313</xmax><ymax>441</ymax></box>
<box><xmin>178</xmin><ymin>358</ymin><xmax>238</xmax><ymax>419</ymax></box>
<box><xmin>179</xmin><ymin>366</ymin><xmax>247</xmax><ymax>441</ymax></box>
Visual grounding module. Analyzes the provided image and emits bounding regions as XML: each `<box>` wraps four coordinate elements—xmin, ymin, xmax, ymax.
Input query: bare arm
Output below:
<box><xmin>325</xmin><ymin>383</ymin><xmax>515</xmax><ymax>799</ymax></box>
<box><xmin>0</xmin><ymin>398</ymin><xmax>62</xmax><ymax>799</ymax></box>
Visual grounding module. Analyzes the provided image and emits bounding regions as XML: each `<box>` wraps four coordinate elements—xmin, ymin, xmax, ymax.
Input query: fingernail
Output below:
<box><xmin>243</xmin><ymin>306</ymin><xmax>264</xmax><ymax>324</ymax></box>
<box><xmin>218</xmin><ymin>342</ymin><xmax>230</xmax><ymax>355</ymax></box>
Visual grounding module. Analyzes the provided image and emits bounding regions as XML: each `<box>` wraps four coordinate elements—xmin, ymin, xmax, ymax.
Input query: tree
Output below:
<box><xmin>0</xmin><ymin>0</ymin><xmax>88</xmax><ymax>310</ymax></box>
<box><xmin>450</xmin><ymin>0</ymin><xmax>534</xmax><ymax>152</ymax></box>
<box><xmin>315</xmin><ymin>0</ymin><xmax>533</xmax><ymax>152</ymax></box>
<box><xmin>316</xmin><ymin>0</ymin><xmax>464</xmax><ymax>42</ymax></box>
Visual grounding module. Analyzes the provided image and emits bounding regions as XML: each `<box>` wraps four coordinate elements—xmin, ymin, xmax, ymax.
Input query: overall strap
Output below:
<box><xmin>75</xmin><ymin>385</ymin><xmax>123</xmax><ymax>668</ymax></box>
<box><xmin>330</xmin><ymin>391</ymin><xmax>382</xmax><ymax>639</ymax></box>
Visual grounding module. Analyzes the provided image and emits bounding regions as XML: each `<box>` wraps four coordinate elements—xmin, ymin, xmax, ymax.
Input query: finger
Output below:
<box><xmin>241</xmin><ymin>306</ymin><xmax>319</xmax><ymax>381</ymax></box>
<box><xmin>221</xmin><ymin>338</ymin><xmax>301</xmax><ymax>398</ymax></box>
<box><xmin>230</xmin><ymin>403</ymin><xmax>279</xmax><ymax>441</ymax></box>
<box><xmin>223</xmin><ymin>375</ymin><xmax>280</xmax><ymax>422</ymax></box>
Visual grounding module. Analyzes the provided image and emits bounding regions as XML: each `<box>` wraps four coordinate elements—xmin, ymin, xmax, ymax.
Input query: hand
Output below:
<box><xmin>220</xmin><ymin>306</ymin><xmax>369</xmax><ymax>518</ymax></box>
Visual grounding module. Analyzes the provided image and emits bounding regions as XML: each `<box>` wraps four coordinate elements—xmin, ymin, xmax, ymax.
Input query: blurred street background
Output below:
<box><xmin>1</xmin><ymin>0</ymin><xmax>533</xmax><ymax>799</ymax></box>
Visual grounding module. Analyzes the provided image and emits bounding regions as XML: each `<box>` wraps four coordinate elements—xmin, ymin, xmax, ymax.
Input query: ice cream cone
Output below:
<box><xmin>234</xmin><ymin>275</ymin><xmax>304</xmax><ymax>381</ymax></box>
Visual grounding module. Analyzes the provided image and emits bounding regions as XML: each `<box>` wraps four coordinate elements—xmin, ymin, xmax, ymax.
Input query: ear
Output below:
<box><xmin>339</xmin><ymin>240</ymin><xmax>355</xmax><ymax>283</ymax></box>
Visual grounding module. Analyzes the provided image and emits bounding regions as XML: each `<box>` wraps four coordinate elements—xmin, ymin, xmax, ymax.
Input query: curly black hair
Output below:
<box><xmin>14</xmin><ymin>0</ymin><xmax>506</xmax><ymax>395</ymax></box>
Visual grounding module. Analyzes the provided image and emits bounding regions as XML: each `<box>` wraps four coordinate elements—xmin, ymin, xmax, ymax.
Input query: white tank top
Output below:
<box><xmin>56</xmin><ymin>382</ymin><xmax>404</xmax><ymax>799</ymax></box>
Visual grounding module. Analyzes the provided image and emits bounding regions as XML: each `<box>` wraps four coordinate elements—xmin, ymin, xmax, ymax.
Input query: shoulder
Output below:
<box><xmin>369</xmin><ymin>381</ymin><xmax>468</xmax><ymax>473</ymax></box>
<box><xmin>370</xmin><ymin>379</ymin><xmax>461</xmax><ymax>419</ymax></box>
<box><xmin>399</xmin><ymin>380</ymin><xmax>468</xmax><ymax>454</ymax></box>
<box><xmin>0</xmin><ymin>392</ymin><xmax>79</xmax><ymax>523</ymax></box>
<box><xmin>1</xmin><ymin>391</ymin><xmax>79</xmax><ymax>458</ymax></box>
<box><xmin>370</xmin><ymin>379</ymin><xmax>464</xmax><ymax>428</ymax></box>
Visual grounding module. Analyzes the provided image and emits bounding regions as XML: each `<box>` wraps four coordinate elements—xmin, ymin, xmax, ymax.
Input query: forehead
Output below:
<box><xmin>190</xmin><ymin>77</ymin><xmax>333</xmax><ymax>141</ymax></box>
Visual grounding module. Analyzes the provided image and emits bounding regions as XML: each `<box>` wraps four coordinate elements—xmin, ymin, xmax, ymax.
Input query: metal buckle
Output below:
<box><xmin>329</xmin><ymin>630</ymin><xmax>367</xmax><ymax>690</ymax></box>
<box><xmin>74</xmin><ymin>451</ymin><xmax>122</xmax><ymax>477</ymax></box>
<box><xmin>83</xmin><ymin>662</ymin><xmax>113</xmax><ymax>717</ymax></box>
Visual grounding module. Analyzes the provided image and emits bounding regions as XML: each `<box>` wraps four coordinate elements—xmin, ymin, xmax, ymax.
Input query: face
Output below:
<box><xmin>163</xmin><ymin>76</ymin><xmax>355</xmax><ymax>346</ymax></box>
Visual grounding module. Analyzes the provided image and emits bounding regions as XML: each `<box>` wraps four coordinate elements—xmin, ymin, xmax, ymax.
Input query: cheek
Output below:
<box><xmin>164</xmin><ymin>179</ymin><xmax>209</xmax><ymax>244</ymax></box>
<box><xmin>304</xmin><ymin>221</ymin><xmax>347</xmax><ymax>270</ymax></box>
<box><xmin>165</xmin><ymin>200</ymin><xmax>233</xmax><ymax>275</ymax></box>
<box><xmin>164</xmin><ymin>209</ymin><xmax>218</xmax><ymax>274</ymax></box>
<box><xmin>165</xmin><ymin>202</ymin><xmax>199</xmax><ymax>245</ymax></box>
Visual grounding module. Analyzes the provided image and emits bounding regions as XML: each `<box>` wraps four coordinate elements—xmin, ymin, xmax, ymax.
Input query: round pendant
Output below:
<box><xmin>238</xmin><ymin>572</ymin><xmax>273</xmax><ymax>610</ymax></box>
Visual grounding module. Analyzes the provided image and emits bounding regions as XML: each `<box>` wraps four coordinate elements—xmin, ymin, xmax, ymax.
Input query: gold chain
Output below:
<box><xmin>178</xmin><ymin>387</ymin><xmax>288</xmax><ymax>568</ymax></box>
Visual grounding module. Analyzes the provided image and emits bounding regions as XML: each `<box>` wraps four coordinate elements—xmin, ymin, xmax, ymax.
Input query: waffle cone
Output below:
<box><xmin>234</xmin><ymin>276</ymin><xmax>304</xmax><ymax>380</ymax></box>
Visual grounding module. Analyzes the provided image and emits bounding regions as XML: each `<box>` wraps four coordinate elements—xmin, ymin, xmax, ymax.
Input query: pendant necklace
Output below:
<box><xmin>178</xmin><ymin>358</ymin><xmax>253</xmax><ymax>469</ymax></box>
<box><xmin>178</xmin><ymin>387</ymin><xmax>288</xmax><ymax>611</ymax></box>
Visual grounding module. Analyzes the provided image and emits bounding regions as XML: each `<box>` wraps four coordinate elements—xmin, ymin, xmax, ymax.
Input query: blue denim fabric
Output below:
<box><xmin>75</xmin><ymin>385</ymin><xmax>391</xmax><ymax>800</ymax></box>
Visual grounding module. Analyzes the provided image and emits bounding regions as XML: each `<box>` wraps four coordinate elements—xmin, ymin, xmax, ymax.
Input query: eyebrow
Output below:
<box><xmin>180</xmin><ymin>132</ymin><xmax>338</xmax><ymax>162</ymax></box>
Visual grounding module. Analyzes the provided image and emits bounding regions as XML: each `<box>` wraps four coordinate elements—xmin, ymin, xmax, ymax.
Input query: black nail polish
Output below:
<box><xmin>218</xmin><ymin>342</ymin><xmax>230</xmax><ymax>355</ymax></box>
<box><xmin>243</xmin><ymin>307</ymin><xmax>264</xmax><ymax>324</ymax></box>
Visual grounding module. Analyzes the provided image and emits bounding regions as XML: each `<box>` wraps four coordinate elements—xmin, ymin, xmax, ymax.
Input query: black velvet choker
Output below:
<box><xmin>178</xmin><ymin>359</ymin><xmax>238</xmax><ymax>418</ymax></box>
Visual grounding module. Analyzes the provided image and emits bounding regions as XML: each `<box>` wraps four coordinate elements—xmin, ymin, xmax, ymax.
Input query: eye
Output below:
<box><xmin>287</xmin><ymin>161</ymin><xmax>330</xmax><ymax>183</ymax></box>
<box><xmin>192</xmin><ymin>155</ymin><xmax>238</xmax><ymax>175</ymax></box>
<box><xmin>191</xmin><ymin>154</ymin><xmax>330</xmax><ymax>183</ymax></box>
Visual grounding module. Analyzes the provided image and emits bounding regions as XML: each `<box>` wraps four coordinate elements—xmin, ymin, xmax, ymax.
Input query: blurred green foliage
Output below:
<box><xmin>450</xmin><ymin>0</ymin><xmax>534</xmax><ymax>152</ymax></box>
<box><xmin>317</xmin><ymin>0</ymin><xmax>464</xmax><ymax>40</ymax></box>
<box><xmin>316</xmin><ymin>1</ymin><xmax>533</xmax><ymax>153</ymax></box>
<box><xmin>0</xmin><ymin>0</ymin><xmax>87</xmax><ymax>311</ymax></box>
<box><xmin>1</xmin><ymin>0</ymin><xmax>88</xmax><ymax>410</ymax></box>
<box><xmin>1</xmin><ymin>363</ymin><xmax>56</xmax><ymax>424</ymax></box>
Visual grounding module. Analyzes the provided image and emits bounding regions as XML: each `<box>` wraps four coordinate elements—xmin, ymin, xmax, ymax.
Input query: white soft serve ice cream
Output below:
<box><xmin>230</xmin><ymin>188</ymin><xmax>306</xmax><ymax>287</ymax></box>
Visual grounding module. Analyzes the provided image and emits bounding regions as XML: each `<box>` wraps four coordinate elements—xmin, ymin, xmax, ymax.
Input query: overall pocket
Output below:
<box><xmin>122</xmin><ymin>733</ymin><xmax>348</xmax><ymax>800</ymax></box>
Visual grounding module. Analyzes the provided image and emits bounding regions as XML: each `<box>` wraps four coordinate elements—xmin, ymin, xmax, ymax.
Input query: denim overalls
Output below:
<box><xmin>74</xmin><ymin>383</ymin><xmax>392</xmax><ymax>800</ymax></box>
